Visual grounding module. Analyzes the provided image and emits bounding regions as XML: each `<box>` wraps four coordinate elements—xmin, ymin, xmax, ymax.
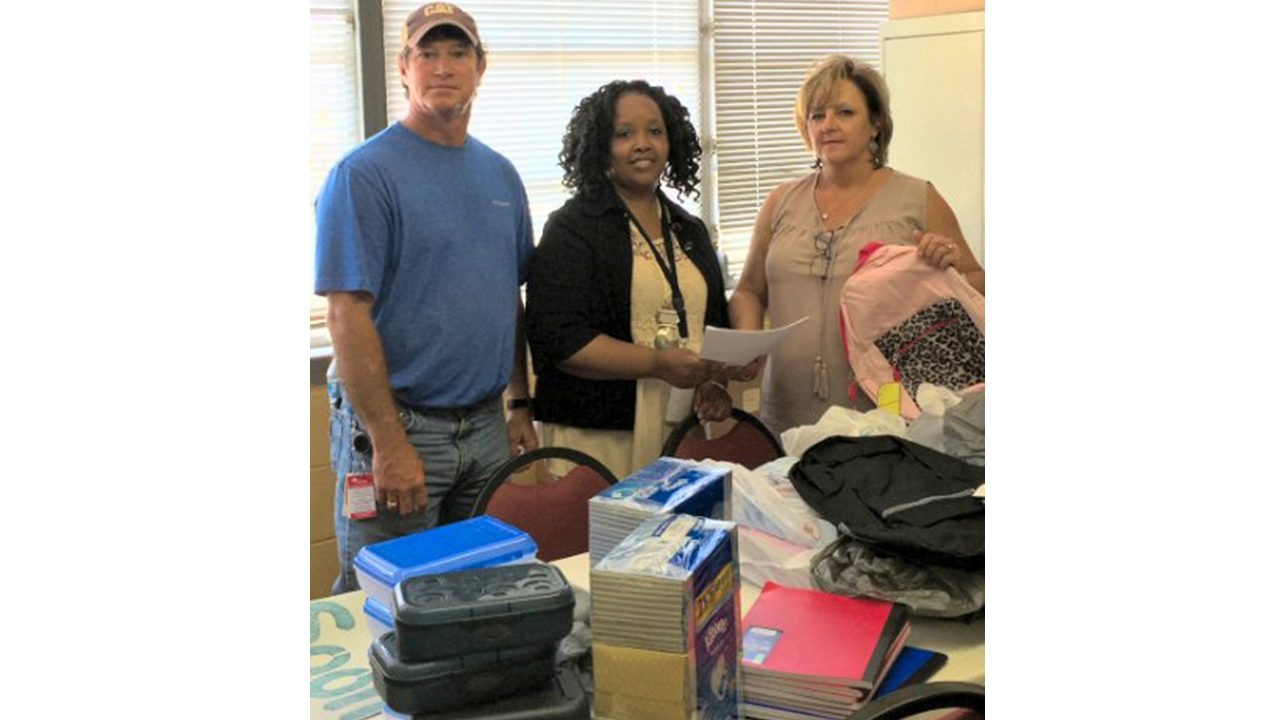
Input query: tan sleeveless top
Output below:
<box><xmin>761</xmin><ymin>168</ymin><xmax>929</xmax><ymax>434</ymax></box>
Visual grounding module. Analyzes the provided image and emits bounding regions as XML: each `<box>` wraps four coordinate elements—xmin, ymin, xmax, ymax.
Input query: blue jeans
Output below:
<box><xmin>328</xmin><ymin>383</ymin><xmax>510</xmax><ymax>595</ymax></box>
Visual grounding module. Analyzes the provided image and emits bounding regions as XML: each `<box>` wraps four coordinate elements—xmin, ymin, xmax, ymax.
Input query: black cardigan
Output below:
<box><xmin>525</xmin><ymin>188</ymin><xmax>730</xmax><ymax>430</ymax></box>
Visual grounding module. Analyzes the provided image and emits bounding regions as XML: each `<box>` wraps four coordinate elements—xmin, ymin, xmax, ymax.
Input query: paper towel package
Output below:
<box><xmin>591</xmin><ymin>514</ymin><xmax>740</xmax><ymax>720</ymax></box>
<box><xmin>588</xmin><ymin>457</ymin><xmax>730</xmax><ymax>565</ymax></box>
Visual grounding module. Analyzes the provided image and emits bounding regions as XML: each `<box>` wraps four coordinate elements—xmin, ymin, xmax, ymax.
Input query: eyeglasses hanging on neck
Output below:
<box><xmin>810</xmin><ymin>229</ymin><xmax>837</xmax><ymax>279</ymax></box>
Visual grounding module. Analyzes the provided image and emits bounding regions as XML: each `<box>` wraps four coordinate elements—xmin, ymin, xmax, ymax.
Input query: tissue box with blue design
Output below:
<box><xmin>588</xmin><ymin>457</ymin><xmax>730</xmax><ymax>565</ymax></box>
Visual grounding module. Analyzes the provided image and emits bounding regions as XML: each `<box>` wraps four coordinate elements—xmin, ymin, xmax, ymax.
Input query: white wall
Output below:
<box><xmin>882</xmin><ymin>11</ymin><xmax>985</xmax><ymax>263</ymax></box>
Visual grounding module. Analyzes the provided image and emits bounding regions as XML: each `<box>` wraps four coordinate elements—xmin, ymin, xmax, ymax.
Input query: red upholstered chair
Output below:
<box><xmin>849</xmin><ymin>682</ymin><xmax>984</xmax><ymax>720</ymax></box>
<box><xmin>661</xmin><ymin>408</ymin><xmax>785</xmax><ymax>470</ymax></box>
<box><xmin>467</xmin><ymin>447</ymin><xmax>618</xmax><ymax>562</ymax></box>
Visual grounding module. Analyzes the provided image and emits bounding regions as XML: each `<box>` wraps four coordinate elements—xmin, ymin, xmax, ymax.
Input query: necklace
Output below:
<box><xmin>815</xmin><ymin>184</ymin><xmax>863</xmax><ymax>223</ymax></box>
<box><xmin>814</xmin><ymin>167</ymin><xmax>883</xmax><ymax>225</ymax></box>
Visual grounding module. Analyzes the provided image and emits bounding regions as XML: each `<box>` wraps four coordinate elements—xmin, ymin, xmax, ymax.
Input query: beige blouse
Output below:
<box><xmin>761</xmin><ymin>168</ymin><xmax>930</xmax><ymax>434</ymax></box>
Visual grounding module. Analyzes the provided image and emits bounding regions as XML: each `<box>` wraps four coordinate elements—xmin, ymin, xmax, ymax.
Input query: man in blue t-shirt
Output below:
<box><xmin>314</xmin><ymin>3</ymin><xmax>538</xmax><ymax>593</ymax></box>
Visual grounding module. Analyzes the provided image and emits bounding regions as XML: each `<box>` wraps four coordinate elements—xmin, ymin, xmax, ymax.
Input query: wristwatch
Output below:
<box><xmin>506</xmin><ymin>397</ymin><xmax>531</xmax><ymax>411</ymax></box>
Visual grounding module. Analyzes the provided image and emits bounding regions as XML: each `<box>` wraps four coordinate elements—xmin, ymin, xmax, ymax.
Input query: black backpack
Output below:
<box><xmin>788</xmin><ymin>435</ymin><xmax>984</xmax><ymax>570</ymax></box>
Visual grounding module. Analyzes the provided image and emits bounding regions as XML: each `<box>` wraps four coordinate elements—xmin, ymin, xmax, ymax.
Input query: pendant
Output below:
<box><xmin>655</xmin><ymin>307</ymin><xmax>681</xmax><ymax>350</ymax></box>
<box><xmin>654</xmin><ymin>325</ymin><xmax>681</xmax><ymax>350</ymax></box>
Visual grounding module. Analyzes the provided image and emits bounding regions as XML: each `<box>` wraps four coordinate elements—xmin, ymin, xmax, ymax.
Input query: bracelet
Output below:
<box><xmin>506</xmin><ymin>397</ymin><xmax>531</xmax><ymax>411</ymax></box>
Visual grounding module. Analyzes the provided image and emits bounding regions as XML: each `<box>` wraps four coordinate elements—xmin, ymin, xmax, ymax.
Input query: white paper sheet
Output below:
<box><xmin>700</xmin><ymin>316</ymin><xmax>809</xmax><ymax>365</ymax></box>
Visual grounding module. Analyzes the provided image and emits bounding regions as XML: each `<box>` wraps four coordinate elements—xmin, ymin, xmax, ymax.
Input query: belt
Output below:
<box><xmin>396</xmin><ymin>392</ymin><xmax>503</xmax><ymax>417</ymax></box>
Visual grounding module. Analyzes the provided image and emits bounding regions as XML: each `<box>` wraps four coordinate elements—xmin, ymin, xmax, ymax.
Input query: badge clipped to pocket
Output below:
<box><xmin>345</xmin><ymin>473</ymin><xmax>377</xmax><ymax>520</ymax></box>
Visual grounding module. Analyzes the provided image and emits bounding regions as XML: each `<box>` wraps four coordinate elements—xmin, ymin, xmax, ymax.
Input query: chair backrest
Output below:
<box><xmin>661</xmin><ymin>407</ymin><xmax>784</xmax><ymax>470</ymax></box>
<box><xmin>850</xmin><ymin>682</ymin><xmax>984</xmax><ymax>720</ymax></box>
<box><xmin>468</xmin><ymin>447</ymin><xmax>618</xmax><ymax>562</ymax></box>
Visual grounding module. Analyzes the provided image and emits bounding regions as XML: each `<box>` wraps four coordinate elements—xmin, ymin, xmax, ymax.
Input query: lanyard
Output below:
<box><xmin>621</xmin><ymin>198</ymin><xmax>689</xmax><ymax>340</ymax></box>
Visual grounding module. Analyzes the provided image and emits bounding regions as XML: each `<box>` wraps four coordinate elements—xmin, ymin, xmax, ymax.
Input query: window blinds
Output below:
<box><xmin>310</xmin><ymin>0</ymin><xmax>361</xmax><ymax>325</ymax></box>
<box><xmin>381</xmin><ymin>1</ymin><xmax>702</xmax><ymax>239</ymax></box>
<box><xmin>709</xmin><ymin>0</ymin><xmax>887</xmax><ymax>279</ymax></box>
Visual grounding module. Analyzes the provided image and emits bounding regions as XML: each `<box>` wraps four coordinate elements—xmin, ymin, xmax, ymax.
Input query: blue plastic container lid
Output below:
<box><xmin>354</xmin><ymin>516</ymin><xmax>537</xmax><ymax>591</ymax></box>
<box><xmin>363</xmin><ymin>596</ymin><xmax>394</xmax><ymax>627</ymax></box>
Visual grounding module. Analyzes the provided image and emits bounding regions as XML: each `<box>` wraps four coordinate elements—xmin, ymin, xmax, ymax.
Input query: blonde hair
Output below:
<box><xmin>794</xmin><ymin>55</ymin><xmax>893</xmax><ymax>168</ymax></box>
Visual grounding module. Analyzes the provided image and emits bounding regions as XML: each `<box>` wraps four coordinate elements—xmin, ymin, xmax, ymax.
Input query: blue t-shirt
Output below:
<box><xmin>314</xmin><ymin>123</ymin><xmax>534</xmax><ymax>408</ymax></box>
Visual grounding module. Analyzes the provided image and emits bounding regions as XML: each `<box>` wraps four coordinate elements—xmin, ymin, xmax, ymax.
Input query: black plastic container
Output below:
<box><xmin>368</xmin><ymin>632</ymin><xmax>557</xmax><ymax>715</ymax></box>
<box><xmin>382</xmin><ymin>664</ymin><xmax>590</xmax><ymax>719</ymax></box>
<box><xmin>393</xmin><ymin>563</ymin><xmax>575</xmax><ymax>662</ymax></box>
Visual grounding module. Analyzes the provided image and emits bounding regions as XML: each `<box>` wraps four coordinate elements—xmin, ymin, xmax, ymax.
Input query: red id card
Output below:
<box><xmin>345</xmin><ymin>473</ymin><xmax>377</xmax><ymax>519</ymax></box>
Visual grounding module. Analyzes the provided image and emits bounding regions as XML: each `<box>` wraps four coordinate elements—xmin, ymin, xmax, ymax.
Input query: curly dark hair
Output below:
<box><xmin>559</xmin><ymin>80</ymin><xmax>702</xmax><ymax>201</ymax></box>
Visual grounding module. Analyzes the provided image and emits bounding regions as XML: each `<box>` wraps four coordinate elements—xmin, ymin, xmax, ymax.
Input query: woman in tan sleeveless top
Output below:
<box><xmin>729</xmin><ymin>55</ymin><xmax>986</xmax><ymax>435</ymax></box>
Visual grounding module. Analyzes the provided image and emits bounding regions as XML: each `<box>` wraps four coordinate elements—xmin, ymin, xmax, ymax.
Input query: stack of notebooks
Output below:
<box><xmin>591</xmin><ymin>514</ymin><xmax>741</xmax><ymax>720</ymax></box>
<box><xmin>871</xmin><ymin>646</ymin><xmax>948</xmax><ymax>700</ymax></box>
<box><xmin>589</xmin><ymin>457</ymin><xmax>730</xmax><ymax>565</ymax></box>
<box><xmin>740</xmin><ymin>583</ymin><xmax>910</xmax><ymax>720</ymax></box>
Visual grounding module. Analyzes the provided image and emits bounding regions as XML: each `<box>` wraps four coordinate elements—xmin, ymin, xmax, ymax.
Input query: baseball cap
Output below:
<box><xmin>402</xmin><ymin>3</ymin><xmax>481</xmax><ymax>49</ymax></box>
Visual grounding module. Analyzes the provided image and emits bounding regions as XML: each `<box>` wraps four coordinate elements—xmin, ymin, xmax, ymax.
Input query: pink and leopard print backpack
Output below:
<box><xmin>838</xmin><ymin>242</ymin><xmax>985</xmax><ymax>420</ymax></box>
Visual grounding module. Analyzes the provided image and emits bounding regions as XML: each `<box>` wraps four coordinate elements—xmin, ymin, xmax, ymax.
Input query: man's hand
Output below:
<box><xmin>507</xmin><ymin>408</ymin><xmax>539</xmax><ymax>457</ymax></box>
<box><xmin>373</xmin><ymin>437</ymin><xmax>427</xmax><ymax>516</ymax></box>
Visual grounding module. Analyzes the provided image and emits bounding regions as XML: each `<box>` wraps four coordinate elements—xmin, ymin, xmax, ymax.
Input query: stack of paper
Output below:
<box><xmin>591</xmin><ymin>514</ymin><xmax>741</xmax><ymax>720</ymax></box>
<box><xmin>588</xmin><ymin>457</ymin><xmax>730</xmax><ymax>566</ymax></box>
<box><xmin>740</xmin><ymin>583</ymin><xmax>910</xmax><ymax>720</ymax></box>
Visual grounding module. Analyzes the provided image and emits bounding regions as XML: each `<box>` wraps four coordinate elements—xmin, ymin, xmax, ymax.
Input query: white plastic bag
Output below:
<box><xmin>905</xmin><ymin>383</ymin><xmax>984</xmax><ymax>465</ymax></box>
<box><xmin>903</xmin><ymin>383</ymin><xmax>965</xmax><ymax>454</ymax></box>
<box><xmin>713</xmin><ymin>458</ymin><xmax>837</xmax><ymax>549</ymax></box>
<box><xmin>779</xmin><ymin>405</ymin><xmax>908</xmax><ymax>458</ymax></box>
<box><xmin>737</xmin><ymin>526</ymin><xmax>820</xmax><ymax>590</ymax></box>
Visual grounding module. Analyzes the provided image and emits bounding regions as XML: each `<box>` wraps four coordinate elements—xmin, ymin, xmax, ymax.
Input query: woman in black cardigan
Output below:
<box><xmin>525</xmin><ymin>80</ymin><xmax>738</xmax><ymax>479</ymax></box>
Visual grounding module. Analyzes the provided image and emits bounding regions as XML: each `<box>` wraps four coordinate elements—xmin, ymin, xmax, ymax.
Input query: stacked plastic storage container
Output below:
<box><xmin>355</xmin><ymin>516</ymin><xmax>588</xmax><ymax>718</ymax></box>
<box><xmin>354</xmin><ymin>516</ymin><xmax>538</xmax><ymax>633</ymax></box>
